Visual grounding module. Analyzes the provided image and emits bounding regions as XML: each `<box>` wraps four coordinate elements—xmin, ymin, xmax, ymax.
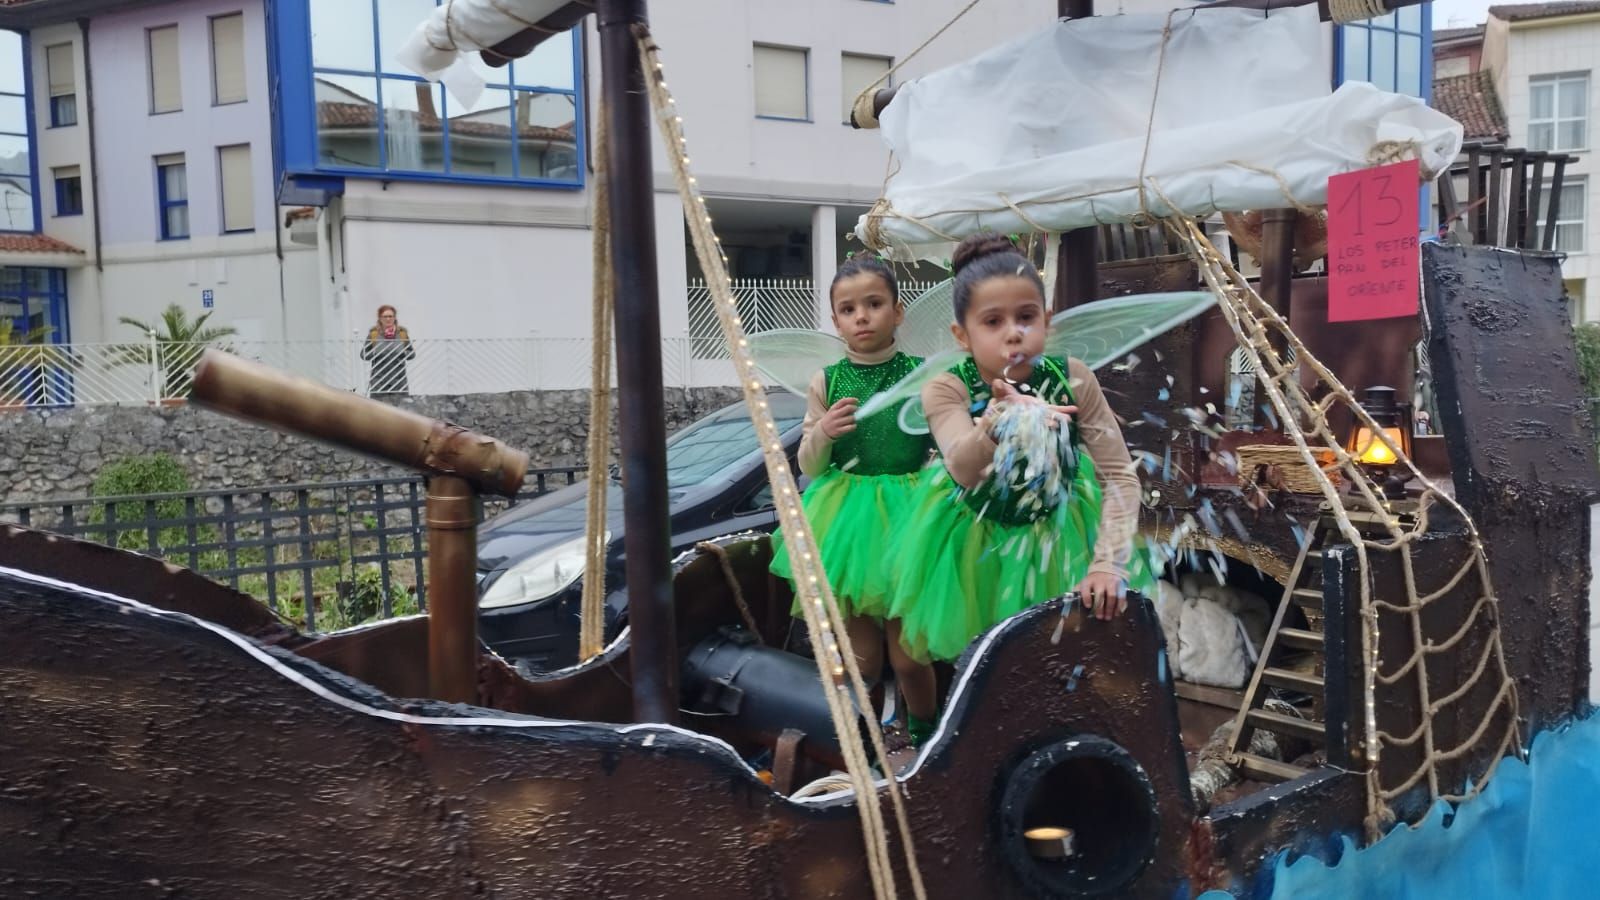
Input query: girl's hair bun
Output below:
<box><xmin>951</xmin><ymin>232</ymin><xmax>1020</xmax><ymax>276</ymax></box>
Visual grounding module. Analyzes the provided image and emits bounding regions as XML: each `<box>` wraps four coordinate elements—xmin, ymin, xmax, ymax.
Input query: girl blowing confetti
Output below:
<box><xmin>769</xmin><ymin>257</ymin><xmax>941</xmax><ymax>746</ymax></box>
<box><xmin>888</xmin><ymin>232</ymin><xmax>1152</xmax><ymax>667</ymax></box>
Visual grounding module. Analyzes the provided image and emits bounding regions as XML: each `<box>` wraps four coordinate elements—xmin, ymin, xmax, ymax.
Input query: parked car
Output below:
<box><xmin>477</xmin><ymin>391</ymin><xmax>808</xmax><ymax>673</ymax></box>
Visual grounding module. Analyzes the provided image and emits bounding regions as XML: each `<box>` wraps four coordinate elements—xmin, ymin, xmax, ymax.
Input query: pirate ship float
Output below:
<box><xmin>2</xmin><ymin>1</ymin><xmax>1597</xmax><ymax>898</ymax></box>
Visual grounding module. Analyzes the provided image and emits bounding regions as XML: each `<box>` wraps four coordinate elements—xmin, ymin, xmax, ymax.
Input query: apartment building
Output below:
<box><xmin>0</xmin><ymin>0</ymin><xmax>1435</xmax><ymax>396</ymax></box>
<box><xmin>1430</xmin><ymin>3</ymin><xmax>1598</xmax><ymax>317</ymax></box>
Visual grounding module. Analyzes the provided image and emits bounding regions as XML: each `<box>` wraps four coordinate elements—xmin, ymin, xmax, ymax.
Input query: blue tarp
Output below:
<box><xmin>1202</xmin><ymin>711</ymin><xmax>1600</xmax><ymax>898</ymax></box>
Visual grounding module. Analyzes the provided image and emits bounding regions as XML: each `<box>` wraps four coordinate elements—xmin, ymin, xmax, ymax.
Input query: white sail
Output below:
<box><xmin>855</xmin><ymin>7</ymin><xmax>1464</xmax><ymax>260</ymax></box>
<box><xmin>395</xmin><ymin>0</ymin><xmax>571</xmax><ymax>106</ymax></box>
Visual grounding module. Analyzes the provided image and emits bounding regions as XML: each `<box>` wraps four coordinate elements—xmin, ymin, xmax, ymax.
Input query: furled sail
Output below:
<box><xmin>856</xmin><ymin>7</ymin><xmax>1464</xmax><ymax>260</ymax></box>
<box><xmin>395</xmin><ymin>0</ymin><xmax>571</xmax><ymax>106</ymax></box>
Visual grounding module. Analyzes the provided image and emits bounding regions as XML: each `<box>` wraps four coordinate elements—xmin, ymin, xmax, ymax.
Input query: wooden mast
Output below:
<box><xmin>1054</xmin><ymin>0</ymin><xmax>1098</xmax><ymax>312</ymax></box>
<box><xmin>597</xmin><ymin>0</ymin><xmax>679</xmax><ymax>724</ymax></box>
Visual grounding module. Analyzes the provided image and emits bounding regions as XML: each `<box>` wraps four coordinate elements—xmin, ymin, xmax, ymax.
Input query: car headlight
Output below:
<box><xmin>479</xmin><ymin>534</ymin><xmax>604</xmax><ymax>610</ymax></box>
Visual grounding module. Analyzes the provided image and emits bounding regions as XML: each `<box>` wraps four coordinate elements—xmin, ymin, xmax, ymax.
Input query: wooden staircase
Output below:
<box><xmin>1225</xmin><ymin>503</ymin><xmax>1408</xmax><ymax>783</ymax></box>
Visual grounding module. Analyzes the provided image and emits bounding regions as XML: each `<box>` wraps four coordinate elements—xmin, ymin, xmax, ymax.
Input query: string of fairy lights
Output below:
<box><xmin>632</xmin><ymin>25</ymin><xmax>927</xmax><ymax>900</ymax></box>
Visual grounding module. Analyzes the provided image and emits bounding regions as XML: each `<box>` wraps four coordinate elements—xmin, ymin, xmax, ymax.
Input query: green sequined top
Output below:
<box><xmin>823</xmin><ymin>352</ymin><xmax>934</xmax><ymax>476</ymax></box>
<box><xmin>953</xmin><ymin>355</ymin><xmax>1083</xmax><ymax>526</ymax></box>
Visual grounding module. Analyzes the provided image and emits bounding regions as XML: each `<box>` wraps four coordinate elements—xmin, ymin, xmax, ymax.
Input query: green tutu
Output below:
<box><xmin>770</xmin><ymin>467</ymin><xmax>928</xmax><ymax>620</ymax></box>
<box><xmin>887</xmin><ymin>456</ymin><xmax>1159</xmax><ymax>663</ymax></box>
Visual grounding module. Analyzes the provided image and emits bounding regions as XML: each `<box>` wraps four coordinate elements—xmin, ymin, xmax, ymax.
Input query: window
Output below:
<box><xmin>45</xmin><ymin>43</ymin><xmax>76</xmax><ymax>127</ymax></box>
<box><xmin>217</xmin><ymin>144</ymin><xmax>253</xmax><ymax>232</ymax></box>
<box><xmin>1337</xmin><ymin>7</ymin><xmax>1427</xmax><ymax>97</ymax></box>
<box><xmin>0</xmin><ymin>31</ymin><xmax>34</xmax><ymax>231</ymax></box>
<box><xmin>53</xmin><ymin>166</ymin><xmax>81</xmax><ymax>216</ymax></box>
<box><xmin>148</xmin><ymin>25</ymin><xmax>182</xmax><ymax>114</ymax></box>
<box><xmin>1538</xmin><ymin>177</ymin><xmax>1586</xmax><ymax>253</ymax></box>
<box><xmin>302</xmin><ymin>0</ymin><xmax>581</xmax><ymax>185</ymax></box>
<box><xmin>753</xmin><ymin>44</ymin><xmax>808</xmax><ymax>120</ymax></box>
<box><xmin>211</xmin><ymin>13</ymin><xmax>246</xmax><ymax>105</ymax></box>
<box><xmin>1530</xmin><ymin>74</ymin><xmax>1588</xmax><ymax>152</ymax></box>
<box><xmin>841</xmin><ymin>53</ymin><xmax>890</xmax><ymax>124</ymax></box>
<box><xmin>155</xmin><ymin>154</ymin><xmax>188</xmax><ymax>240</ymax></box>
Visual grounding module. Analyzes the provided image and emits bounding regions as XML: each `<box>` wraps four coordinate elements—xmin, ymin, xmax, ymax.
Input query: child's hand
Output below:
<box><xmin>988</xmin><ymin>379</ymin><xmax>1078</xmax><ymax>431</ymax></box>
<box><xmin>819</xmin><ymin>397</ymin><xmax>859</xmax><ymax>440</ymax></box>
<box><xmin>1075</xmin><ymin>572</ymin><xmax>1127</xmax><ymax>620</ymax></box>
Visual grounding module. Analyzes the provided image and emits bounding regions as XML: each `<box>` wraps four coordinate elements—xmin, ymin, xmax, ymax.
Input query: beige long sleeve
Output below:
<box><xmin>922</xmin><ymin>360</ymin><xmax>1142</xmax><ymax>581</ymax></box>
<box><xmin>797</xmin><ymin>370</ymin><xmax>834</xmax><ymax>477</ymax></box>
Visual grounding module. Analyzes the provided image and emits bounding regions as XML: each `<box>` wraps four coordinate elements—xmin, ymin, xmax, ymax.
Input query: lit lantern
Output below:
<box><xmin>1347</xmin><ymin>386</ymin><xmax>1412</xmax><ymax>500</ymax></box>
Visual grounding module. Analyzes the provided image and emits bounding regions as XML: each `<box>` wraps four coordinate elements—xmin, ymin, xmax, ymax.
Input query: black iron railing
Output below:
<box><xmin>0</xmin><ymin>467</ymin><xmax>586</xmax><ymax>631</ymax></box>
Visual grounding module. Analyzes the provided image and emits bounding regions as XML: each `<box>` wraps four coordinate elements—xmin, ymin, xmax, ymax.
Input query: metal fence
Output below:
<box><xmin>1</xmin><ymin>278</ymin><xmax>954</xmax><ymax>408</ymax></box>
<box><xmin>0</xmin><ymin>468</ymin><xmax>586</xmax><ymax>631</ymax></box>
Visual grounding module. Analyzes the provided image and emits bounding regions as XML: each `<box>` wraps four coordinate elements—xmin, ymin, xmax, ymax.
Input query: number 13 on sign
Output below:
<box><xmin>1327</xmin><ymin>159</ymin><xmax>1421</xmax><ymax>323</ymax></box>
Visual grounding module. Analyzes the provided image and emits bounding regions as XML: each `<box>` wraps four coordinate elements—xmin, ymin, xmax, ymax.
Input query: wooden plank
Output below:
<box><xmin>1278</xmin><ymin>627</ymin><xmax>1324</xmax><ymax>651</ymax></box>
<box><xmin>1262</xmin><ymin>667</ymin><xmax>1324</xmax><ymax>693</ymax></box>
<box><xmin>1174</xmin><ymin>681</ymin><xmax>1246</xmax><ymax>710</ymax></box>
<box><xmin>1234</xmin><ymin>752</ymin><xmax>1310</xmax><ymax>784</ymax></box>
<box><xmin>1246</xmin><ymin>708</ymin><xmax>1326</xmax><ymax>743</ymax></box>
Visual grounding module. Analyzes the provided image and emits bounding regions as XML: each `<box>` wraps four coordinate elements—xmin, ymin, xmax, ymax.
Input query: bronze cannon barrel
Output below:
<box><xmin>191</xmin><ymin>349</ymin><xmax>530</xmax><ymax>705</ymax></box>
<box><xmin>191</xmin><ymin>350</ymin><xmax>528</xmax><ymax>498</ymax></box>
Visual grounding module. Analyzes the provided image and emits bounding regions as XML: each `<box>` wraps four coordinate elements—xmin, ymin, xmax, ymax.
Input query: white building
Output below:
<box><xmin>0</xmin><ymin>0</ymin><xmax>1433</xmax><ymax>399</ymax></box>
<box><xmin>1479</xmin><ymin>2</ymin><xmax>1600</xmax><ymax>318</ymax></box>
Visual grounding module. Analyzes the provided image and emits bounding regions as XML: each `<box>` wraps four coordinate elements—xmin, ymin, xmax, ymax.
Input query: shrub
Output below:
<box><xmin>1576</xmin><ymin>323</ymin><xmax>1600</xmax><ymax>451</ymax></box>
<box><xmin>89</xmin><ymin>454</ymin><xmax>191</xmax><ymax>551</ymax></box>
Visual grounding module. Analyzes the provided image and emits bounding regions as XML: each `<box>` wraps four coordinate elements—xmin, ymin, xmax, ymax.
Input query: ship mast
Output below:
<box><xmin>598</xmin><ymin>0</ymin><xmax>679</xmax><ymax>725</ymax></box>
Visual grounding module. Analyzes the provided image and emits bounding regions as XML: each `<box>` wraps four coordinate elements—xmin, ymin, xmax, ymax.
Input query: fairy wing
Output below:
<box><xmin>748</xmin><ymin>329</ymin><xmax>847</xmax><ymax>397</ymax></box>
<box><xmin>857</xmin><ymin>290</ymin><xmax>1217</xmax><ymax>431</ymax></box>
<box><xmin>854</xmin><ymin>347</ymin><xmax>967</xmax><ymax>425</ymax></box>
<box><xmin>1045</xmin><ymin>291</ymin><xmax>1217</xmax><ymax>370</ymax></box>
<box><xmin>896</xmin><ymin>279</ymin><xmax>958</xmax><ymax>358</ymax></box>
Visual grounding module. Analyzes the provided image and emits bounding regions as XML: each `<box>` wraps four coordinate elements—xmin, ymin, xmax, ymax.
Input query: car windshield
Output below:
<box><xmin>662</xmin><ymin>393</ymin><xmax>806</xmax><ymax>489</ymax></box>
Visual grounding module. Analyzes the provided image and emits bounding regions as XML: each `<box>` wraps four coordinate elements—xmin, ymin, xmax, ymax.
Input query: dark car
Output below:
<box><xmin>477</xmin><ymin>391</ymin><xmax>809</xmax><ymax>673</ymax></box>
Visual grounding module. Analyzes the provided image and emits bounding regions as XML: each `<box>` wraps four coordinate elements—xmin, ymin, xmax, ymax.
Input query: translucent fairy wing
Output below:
<box><xmin>855</xmin><ymin>347</ymin><xmax>967</xmax><ymax>423</ymax></box>
<box><xmin>896</xmin><ymin>279</ymin><xmax>958</xmax><ymax>359</ymax></box>
<box><xmin>1045</xmin><ymin>291</ymin><xmax>1218</xmax><ymax>370</ymax></box>
<box><xmin>898</xmin><ymin>397</ymin><xmax>930</xmax><ymax>435</ymax></box>
<box><xmin>748</xmin><ymin>329</ymin><xmax>847</xmax><ymax>396</ymax></box>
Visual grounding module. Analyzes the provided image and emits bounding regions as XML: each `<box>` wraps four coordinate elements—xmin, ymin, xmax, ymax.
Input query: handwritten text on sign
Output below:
<box><xmin>1327</xmin><ymin>158</ymin><xmax>1420</xmax><ymax>323</ymax></box>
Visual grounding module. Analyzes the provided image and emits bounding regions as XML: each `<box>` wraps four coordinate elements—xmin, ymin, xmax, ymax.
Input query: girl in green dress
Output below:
<box><xmin>769</xmin><ymin>256</ymin><xmax>941</xmax><ymax>745</ymax></box>
<box><xmin>888</xmin><ymin>233</ymin><xmax>1151</xmax><ymax>665</ymax></box>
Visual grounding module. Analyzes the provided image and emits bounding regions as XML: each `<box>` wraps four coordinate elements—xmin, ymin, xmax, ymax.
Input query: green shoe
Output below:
<box><xmin>907</xmin><ymin>714</ymin><xmax>936</xmax><ymax>748</ymax></box>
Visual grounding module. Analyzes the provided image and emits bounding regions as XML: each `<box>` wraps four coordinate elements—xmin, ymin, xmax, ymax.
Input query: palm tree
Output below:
<box><xmin>0</xmin><ymin>318</ymin><xmax>56</xmax><ymax>407</ymax></box>
<box><xmin>117</xmin><ymin>304</ymin><xmax>238</xmax><ymax>399</ymax></box>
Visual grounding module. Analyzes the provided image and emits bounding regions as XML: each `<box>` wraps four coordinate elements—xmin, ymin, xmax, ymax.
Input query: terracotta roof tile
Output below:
<box><xmin>317</xmin><ymin>102</ymin><xmax>576</xmax><ymax>144</ymax></box>
<box><xmin>0</xmin><ymin>233</ymin><xmax>83</xmax><ymax>254</ymax></box>
<box><xmin>1432</xmin><ymin>70</ymin><xmax>1509</xmax><ymax>142</ymax></box>
<box><xmin>1490</xmin><ymin>2</ymin><xmax>1600</xmax><ymax>22</ymax></box>
<box><xmin>1433</xmin><ymin>25</ymin><xmax>1486</xmax><ymax>44</ymax></box>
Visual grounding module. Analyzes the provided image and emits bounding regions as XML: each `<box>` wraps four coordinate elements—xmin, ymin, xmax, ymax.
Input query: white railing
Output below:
<box><xmin>0</xmin><ymin>279</ymin><xmax>952</xmax><ymax>409</ymax></box>
<box><xmin>0</xmin><ymin>337</ymin><xmax>733</xmax><ymax>407</ymax></box>
<box><xmin>686</xmin><ymin>276</ymin><xmax>945</xmax><ymax>359</ymax></box>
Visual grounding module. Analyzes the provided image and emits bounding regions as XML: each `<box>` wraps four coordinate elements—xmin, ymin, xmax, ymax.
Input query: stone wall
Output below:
<box><xmin>0</xmin><ymin>388</ymin><xmax>743</xmax><ymax>503</ymax></box>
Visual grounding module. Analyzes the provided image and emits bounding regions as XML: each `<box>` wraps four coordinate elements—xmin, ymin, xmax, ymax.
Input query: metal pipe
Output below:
<box><xmin>598</xmin><ymin>0</ymin><xmax>679</xmax><ymax>725</ymax></box>
<box><xmin>191</xmin><ymin>350</ymin><xmax>527</xmax><ymax>498</ymax></box>
<box><xmin>426</xmin><ymin>475</ymin><xmax>480</xmax><ymax>704</ymax></box>
<box><xmin>1259</xmin><ymin>209</ymin><xmax>1296</xmax><ymax>359</ymax></box>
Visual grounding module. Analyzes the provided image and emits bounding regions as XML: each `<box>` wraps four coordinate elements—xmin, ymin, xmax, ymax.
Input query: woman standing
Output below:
<box><xmin>361</xmin><ymin>305</ymin><xmax>416</xmax><ymax>397</ymax></box>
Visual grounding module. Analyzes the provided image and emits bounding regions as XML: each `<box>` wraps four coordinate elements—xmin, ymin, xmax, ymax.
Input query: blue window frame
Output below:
<box><xmin>53</xmin><ymin>167</ymin><xmax>81</xmax><ymax>216</ymax></box>
<box><xmin>1</xmin><ymin>266</ymin><xmax>72</xmax><ymax>406</ymax></box>
<box><xmin>0</xmin><ymin>30</ymin><xmax>40</xmax><ymax>233</ymax></box>
<box><xmin>156</xmin><ymin>155</ymin><xmax>189</xmax><ymax>240</ymax></box>
<box><xmin>1335</xmin><ymin>4</ymin><xmax>1433</xmax><ymax>231</ymax></box>
<box><xmin>271</xmin><ymin>1</ymin><xmax>585</xmax><ymax>189</ymax></box>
